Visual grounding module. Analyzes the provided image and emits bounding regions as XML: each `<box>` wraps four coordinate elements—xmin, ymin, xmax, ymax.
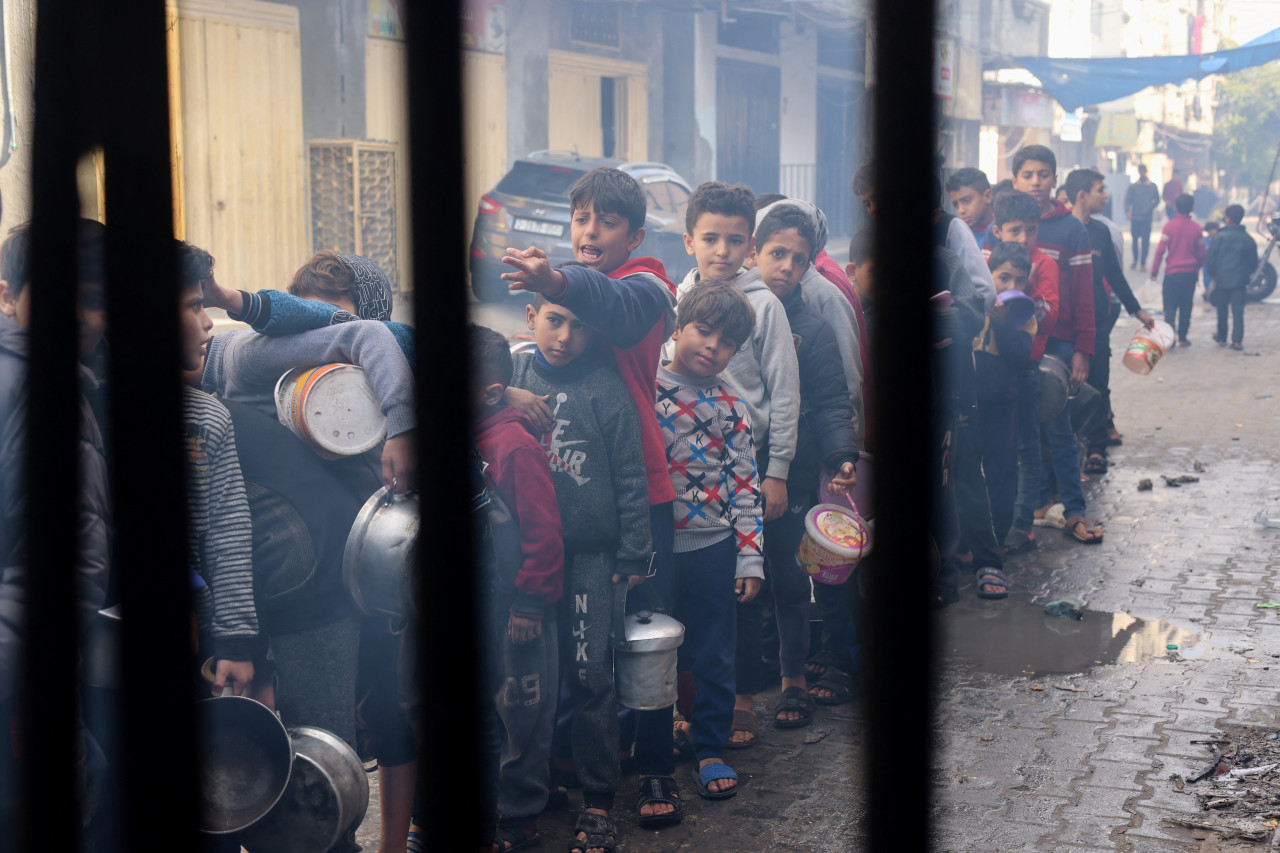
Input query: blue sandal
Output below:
<box><xmin>695</xmin><ymin>760</ymin><xmax>739</xmax><ymax>800</ymax></box>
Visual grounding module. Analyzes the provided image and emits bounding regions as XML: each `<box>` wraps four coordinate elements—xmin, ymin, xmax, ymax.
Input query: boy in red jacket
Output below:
<box><xmin>470</xmin><ymin>324</ymin><xmax>565</xmax><ymax>853</ymax></box>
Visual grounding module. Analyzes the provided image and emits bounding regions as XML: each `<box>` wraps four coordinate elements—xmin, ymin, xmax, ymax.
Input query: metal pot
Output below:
<box><xmin>198</xmin><ymin>696</ymin><xmax>294</xmax><ymax>835</ymax></box>
<box><xmin>1069</xmin><ymin>381</ymin><xmax>1102</xmax><ymax>437</ymax></box>
<box><xmin>84</xmin><ymin>604</ymin><xmax>122</xmax><ymax>690</ymax></box>
<box><xmin>611</xmin><ymin>583</ymin><xmax>684</xmax><ymax>711</ymax></box>
<box><xmin>1038</xmin><ymin>354</ymin><xmax>1071</xmax><ymax>422</ymax></box>
<box><xmin>343</xmin><ymin>484</ymin><xmax>420</xmax><ymax>619</ymax></box>
<box><xmin>241</xmin><ymin>726</ymin><xmax>369</xmax><ymax>853</ymax></box>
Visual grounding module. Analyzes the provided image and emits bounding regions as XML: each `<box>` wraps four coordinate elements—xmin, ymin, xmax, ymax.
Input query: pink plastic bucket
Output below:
<box><xmin>797</xmin><ymin>503</ymin><xmax>870</xmax><ymax>585</ymax></box>
<box><xmin>1122</xmin><ymin>320</ymin><xmax>1175</xmax><ymax>375</ymax></box>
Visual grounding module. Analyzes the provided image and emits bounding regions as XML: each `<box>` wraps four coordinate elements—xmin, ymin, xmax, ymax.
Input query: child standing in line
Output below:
<box><xmin>470</xmin><ymin>325</ymin><xmax>565</xmax><ymax>853</ymax></box>
<box><xmin>509</xmin><ymin>295</ymin><xmax>653</xmax><ymax>853</ymax></box>
<box><xmin>656</xmin><ymin>282</ymin><xmax>761</xmax><ymax>802</ymax></box>
<box><xmin>976</xmin><ymin>242</ymin><xmax>1037</xmax><ymax>560</ymax></box>
<box><xmin>947</xmin><ymin>167</ymin><xmax>996</xmax><ymax>243</ymax></box>
<box><xmin>1202</xmin><ymin>220</ymin><xmax>1220</xmax><ymax>302</ymax></box>
<box><xmin>1206</xmin><ymin>204</ymin><xmax>1258</xmax><ymax>350</ymax></box>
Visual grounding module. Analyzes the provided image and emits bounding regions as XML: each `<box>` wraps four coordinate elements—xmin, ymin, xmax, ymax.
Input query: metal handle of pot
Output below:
<box><xmin>610</xmin><ymin>580</ymin><xmax>629</xmax><ymax>651</ymax></box>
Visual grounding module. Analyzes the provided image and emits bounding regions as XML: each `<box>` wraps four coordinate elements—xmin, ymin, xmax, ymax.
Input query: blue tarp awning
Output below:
<box><xmin>1000</xmin><ymin>26</ymin><xmax>1280</xmax><ymax>111</ymax></box>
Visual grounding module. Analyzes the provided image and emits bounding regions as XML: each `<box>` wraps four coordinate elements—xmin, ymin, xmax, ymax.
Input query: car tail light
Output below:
<box><xmin>478</xmin><ymin>194</ymin><xmax>502</xmax><ymax>215</ymax></box>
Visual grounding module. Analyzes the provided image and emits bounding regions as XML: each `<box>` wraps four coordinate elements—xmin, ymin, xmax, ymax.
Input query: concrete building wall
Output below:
<box><xmin>0</xmin><ymin>0</ymin><xmax>36</xmax><ymax>227</ymax></box>
<box><xmin>294</xmin><ymin>0</ymin><xmax>366</xmax><ymax>140</ymax></box>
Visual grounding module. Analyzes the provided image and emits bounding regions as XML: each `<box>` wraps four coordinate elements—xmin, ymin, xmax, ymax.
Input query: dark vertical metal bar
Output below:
<box><xmin>98</xmin><ymin>2</ymin><xmax>197</xmax><ymax>849</ymax></box>
<box><xmin>866</xmin><ymin>0</ymin><xmax>936</xmax><ymax>851</ymax></box>
<box><xmin>405</xmin><ymin>1</ymin><xmax>481</xmax><ymax>848</ymax></box>
<box><xmin>23</xmin><ymin>0</ymin><xmax>88</xmax><ymax>848</ymax></box>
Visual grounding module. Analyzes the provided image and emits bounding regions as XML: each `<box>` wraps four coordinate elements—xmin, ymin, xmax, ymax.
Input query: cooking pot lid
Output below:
<box><xmin>623</xmin><ymin>610</ymin><xmax>684</xmax><ymax>650</ymax></box>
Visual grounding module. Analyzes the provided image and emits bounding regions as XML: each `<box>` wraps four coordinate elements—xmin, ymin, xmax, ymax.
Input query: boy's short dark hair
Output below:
<box><xmin>289</xmin><ymin>250</ymin><xmax>355</xmax><ymax>304</ymax></box>
<box><xmin>754</xmin><ymin>192</ymin><xmax>786</xmax><ymax>209</ymax></box>
<box><xmin>1062</xmin><ymin>169</ymin><xmax>1104</xmax><ymax>205</ymax></box>
<box><xmin>675</xmin><ymin>282</ymin><xmax>754</xmax><ymax>348</ymax></box>
<box><xmin>569</xmin><ymin>167</ymin><xmax>646</xmax><ymax>233</ymax></box>
<box><xmin>945</xmin><ymin>168</ymin><xmax>991</xmax><ymax>194</ymax></box>
<box><xmin>1</xmin><ymin>219</ymin><xmax>106</xmax><ymax>294</ymax></box>
<box><xmin>1012</xmin><ymin>145</ymin><xmax>1056</xmax><ymax>176</ymax></box>
<box><xmin>1204</xmin><ymin>220</ymin><xmax>1221</xmax><ymax>233</ymax></box>
<box><xmin>177</xmin><ymin>241</ymin><xmax>214</xmax><ymax>291</ymax></box>
<box><xmin>993</xmin><ymin>191</ymin><xmax>1042</xmax><ymax>227</ymax></box>
<box><xmin>848</xmin><ymin>230</ymin><xmax>873</xmax><ymax>265</ymax></box>
<box><xmin>755</xmin><ymin>207</ymin><xmax>815</xmax><ymax>254</ymax></box>
<box><xmin>987</xmin><ymin>241</ymin><xmax>1032</xmax><ymax>275</ymax></box>
<box><xmin>470</xmin><ymin>324</ymin><xmax>513</xmax><ymax>389</ymax></box>
<box><xmin>1224</xmin><ymin>204</ymin><xmax>1244</xmax><ymax>224</ymax></box>
<box><xmin>1175</xmin><ymin>193</ymin><xmax>1195</xmax><ymax>215</ymax></box>
<box><xmin>991</xmin><ymin>179</ymin><xmax>1016</xmax><ymax>202</ymax></box>
<box><xmin>852</xmin><ymin>158</ymin><xmax>876</xmax><ymax>197</ymax></box>
<box><xmin>684</xmin><ymin>181</ymin><xmax>756</xmax><ymax>235</ymax></box>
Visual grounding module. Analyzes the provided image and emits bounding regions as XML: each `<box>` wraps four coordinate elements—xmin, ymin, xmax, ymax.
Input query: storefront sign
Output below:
<box><xmin>1001</xmin><ymin>90</ymin><xmax>1053</xmax><ymax>129</ymax></box>
<box><xmin>461</xmin><ymin>0</ymin><xmax>506</xmax><ymax>54</ymax></box>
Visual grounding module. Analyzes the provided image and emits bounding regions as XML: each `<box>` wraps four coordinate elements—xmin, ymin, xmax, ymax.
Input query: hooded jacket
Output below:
<box><xmin>673</xmin><ymin>267</ymin><xmax>801</xmax><ymax>481</ymax></box>
<box><xmin>472</xmin><ymin>404</ymin><xmax>565</xmax><ymax>619</ymax></box>
<box><xmin>0</xmin><ymin>314</ymin><xmax>110</xmax><ymax>702</ymax></box>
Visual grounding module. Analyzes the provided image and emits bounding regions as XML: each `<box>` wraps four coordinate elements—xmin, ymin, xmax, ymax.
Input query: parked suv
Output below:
<box><xmin>469</xmin><ymin>151</ymin><xmax>692</xmax><ymax>302</ymax></box>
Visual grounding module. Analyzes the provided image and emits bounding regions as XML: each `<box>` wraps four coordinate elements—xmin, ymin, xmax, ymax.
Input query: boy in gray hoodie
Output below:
<box><xmin>671</xmin><ymin>181</ymin><xmax>800</xmax><ymax>747</ymax></box>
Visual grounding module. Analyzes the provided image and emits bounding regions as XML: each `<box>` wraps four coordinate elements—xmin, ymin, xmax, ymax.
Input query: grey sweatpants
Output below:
<box><xmin>559</xmin><ymin>551</ymin><xmax>620</xmax><ymax>811</ymax></box>
<box><xmin>496</xmin><ymin>619</ymin><xmax>559</xmax><ymax>825</ymax></box>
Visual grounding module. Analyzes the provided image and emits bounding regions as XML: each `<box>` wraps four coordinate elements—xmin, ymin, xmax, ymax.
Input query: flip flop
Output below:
<box><xmin>726</xmin><ymin>708</ymin><xmax>758</xmax><ymax>749</ymax></box>
<box><xmin>695</xmin><ymin>760</ymin><xmax>739</xmax><ymax>800</ymax></box>
<box><xmin>1002</xmin><ymin>529</ymin><xmax>1036</xmax><ymax>555</ymax></box>
<box><xmin>975</xmin><ymin>568</ymin><xmax>1010</xmax><ymax>600</ymax></box>
<box><xmin>1064</xmin><ymin>515</ymin><xmax>1104</xmax><ymax>544</ymax></box>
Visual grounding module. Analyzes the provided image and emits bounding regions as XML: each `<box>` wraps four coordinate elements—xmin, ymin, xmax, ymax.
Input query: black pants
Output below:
<box><xmin>1131</xmin><ymin>219</ymin><xmax>1153</xmax><ymax>266</ymax></box>
<box><xmin>1085</xmin><ymin>300</ymin><xmax>1120</xmax><ymax>453</ymax></box>
<box><xmin>1162</xmin><ymin>272</ymin><xmax>1198</xmax><ymax>341</ymax></box>
<box><xmin>955</xmin><ymin>409</ymin><xmax>1003</xmax><ymax>572</ymax></box>
<box><xmin>976</xmin><ymin>397</ymin><xmax>1017</xmax><ymax>544</ymax></box>
<box><xmin>1217</xmin><ymin>287</ymin><xmax>1246</xmax><ymax>344</ymax></box>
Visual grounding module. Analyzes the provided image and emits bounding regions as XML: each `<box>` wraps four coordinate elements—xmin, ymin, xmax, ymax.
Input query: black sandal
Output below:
<box><xmin>809</xmin><ymin>665</ymin><xmax>853</xmax><ymax>705</ymax></box>
<box><xmin>569</xmin><ymin>811</ymin><xmax>615</xmax><ymax>853</ymax></box>
<box><xmin>804</xmin><ymin>649</ymin><xmax>844</xmax><ymax>684</ymax></box>
<box><xmin>773</xmin><ymin>685</ymin><xmax>815</xmax><ymax>728</ymax></box>
<box><xmin>1083</xmin><ymin>453</ymin><xmax>1107</xmax><ymax>475</ymax></box>
<box><xmin>493</xmin><ymin>823</ymin><xmax>540</xmax><ymax>852</ymax></box>
<box><xmin>636</xmin><ymin>775</ymin><xmax>683</xmax><ymax>829</ymax></box>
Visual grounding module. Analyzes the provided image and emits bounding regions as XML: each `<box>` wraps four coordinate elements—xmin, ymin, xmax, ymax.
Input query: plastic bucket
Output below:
<box><xmin>796</xmin><ymin>503</ymin><xmax>870</xmax><ymax>585</ymax></box>
<box><xmin>274</xmin><ymin>364</ymin><xmax>387</xmax><ymax>459</ymax></box>
<box><xmin>1122</xmin><ymin>321</ymin><xmax>1175</xmax><ymax>375</ymax></box>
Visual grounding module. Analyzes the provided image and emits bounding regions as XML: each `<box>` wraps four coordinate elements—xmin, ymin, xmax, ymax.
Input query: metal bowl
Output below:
<box><xmin>343</xmin><ymin>486</ymin><xmax>420</xmax><ymax>619</ymax></box>
<box><xmin>1038</xmin><ymin>354</ymin><xmax>1071</xmax><ymax>423</ymax></box>
<box><xmin>241</xmin><ymin>726</ymin><xmax>369</xmax><ymax>853</ymax></box>
<box><xmin>197</xmin><ymin>696</ymin><xmax>294</xmax><ymax>835</ymax></box>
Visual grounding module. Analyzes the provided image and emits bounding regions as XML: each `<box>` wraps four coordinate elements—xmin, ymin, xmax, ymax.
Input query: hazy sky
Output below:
<box><xmin>1232</xmin><ymin>0</ymin><xmax>1280</xmax><ymax>43</ymax></box>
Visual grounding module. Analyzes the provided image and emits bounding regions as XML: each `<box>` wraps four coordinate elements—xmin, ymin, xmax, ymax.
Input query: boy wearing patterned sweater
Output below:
<box><xmin>656</xmin><ymin>282</ymin><xmax>763</xmax><ymax>802</ymax></box>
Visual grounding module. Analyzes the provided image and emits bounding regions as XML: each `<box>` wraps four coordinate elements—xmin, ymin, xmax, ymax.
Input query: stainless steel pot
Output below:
<box><xmin>611</xmin><ymin>583</ymin><xmax>684</xmax><ymax>710</ymax></box>
<box><xmin>343</xmin><ymin>483</ymin><xmax>420</xmax><ymax>619</ymax></box>
<box><xmin>198</xmin><ymin>696</ymin><xmax>294</xmax><ymax>835</ymax></box>
<box><xmin>1038</xmin><ymin>353</ymin><xmax>1071</xmax><ymax>422</ymax></box>
<box><xmin>241</xmin><ymin>726</ymin><xmax>369</xmax><ymax>853</ymax></box>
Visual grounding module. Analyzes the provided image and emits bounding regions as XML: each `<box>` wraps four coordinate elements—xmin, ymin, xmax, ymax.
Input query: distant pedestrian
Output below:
<box><xmin>1125</xmin><ymin>164</ymin><xmax>1160</xmax><ymax>269</ymax></box>
<box><xmin>1163</xmin><ymin>169</ymin><xmax>1184</xmax><ymax>220</ymax></box>
<box><xmin>1205</xmin><ymin>204</ymin><xmax>1258</xmax><ymax>350</ymax></box>
<box><xmin>1201</xmin><ymin>220</ymin><xmax>1219</xmax><ymax>301</ymax></box>
<box><xmin>1150</xmin><ymin>193</ymin><xmax>1206</xmax><ymax>345</ymax></box>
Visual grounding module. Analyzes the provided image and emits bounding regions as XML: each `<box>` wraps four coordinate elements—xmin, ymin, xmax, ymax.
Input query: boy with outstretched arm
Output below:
<box><xmin>999</xmin><ymin>145</ymin><xmax>1103</xmax><ymax>547</ymax></box>
<box><xmin>747</xmin><ymin>204</ymin><xmax>858</xmax><ymax>715</ymax></box>
<box><xmin>982</xmin><ymin>192</ymin><xmax>1059</xmax><ymax>556</ymax></box>
<box><xmin>656</xmin><ymin>282</ymin><xmax>764</xmax><ymax>803</ymax></box>
<box><xmin>470</xmin><ymin>325</ymin><xmax>565</xmax><ymax>853</ymax></box>
<box><xmin>667</xmin><ymin>181</ymin><xmax>800</xmax><ymax>748</ymax></box>
<box><xmin>500</xmin><ymin>166</ymin><xmax>684</xmax><ymax>835</ymax></box>
<box><xmin>509</xmin><ymin>294</ymin><xmax>652</xmax><ymax>853</ymax></box>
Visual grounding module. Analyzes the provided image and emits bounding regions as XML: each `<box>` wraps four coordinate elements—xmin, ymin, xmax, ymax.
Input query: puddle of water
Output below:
<box><xmin>939</xmin><ymin>601</ymin><xmax>1206</xmax><ymax>677</ymax></box>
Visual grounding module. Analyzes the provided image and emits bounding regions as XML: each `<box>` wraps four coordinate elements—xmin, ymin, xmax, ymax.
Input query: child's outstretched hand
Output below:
<box><xmin>735</xmin><ymin>577</ymin><xmax>761</xmax><ymax>603</ymax></box>
<box><xmin>509</xmin><ymin>614</ymin><xmax>542</xmax><ymax>644</ymax></box>
<box><xmin>200</xmin><ymin>273</ymin><xmax>244</xmax><ymax>315</ymax></box>
<box><xmin>826</xmin><ymin>461</ymin><xmax>856</xmax><ymax>495</ymax></box>
<box><xmin>382</xmin><ymin>431</ymin><xmax>417</xmax><ymax>493</ymax></box>
<box><xmin>501</xmin><ymin>246</ymin><xmax>566</xmax><ymax>295</ymax></box>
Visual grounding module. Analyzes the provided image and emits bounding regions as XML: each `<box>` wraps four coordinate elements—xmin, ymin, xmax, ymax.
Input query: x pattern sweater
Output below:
<box><xmin>656</xmin><ymin>366</ymin><xmax>764</xmax><ymax>580</ymax></box>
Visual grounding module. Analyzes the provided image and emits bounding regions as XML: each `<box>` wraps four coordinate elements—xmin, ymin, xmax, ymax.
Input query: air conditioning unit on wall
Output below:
<box><xmin>308</xmin><ymin>139</ymin><xmax>401</xmax><ymax>291</ymax></box>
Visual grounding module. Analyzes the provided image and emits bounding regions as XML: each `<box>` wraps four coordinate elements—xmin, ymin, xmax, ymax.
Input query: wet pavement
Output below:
<box><xmin>352</xmin><ymin>280</ymin><xmax>1280</xmax><ymax>851</ymax></box>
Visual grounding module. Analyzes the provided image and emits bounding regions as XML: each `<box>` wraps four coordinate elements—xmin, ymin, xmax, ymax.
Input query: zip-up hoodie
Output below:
<box><xmin>672</xmin><ymin>267</ymin><xmax>801</xmax><ymax>481</ymax></box>
<box><xmin>472</xmin><ymin>404</ymin><xmax>565</xmax><ymax>619</ymax></box>
<box><xmin>991</xmin><ymin>200</ymin><xmax>1094</xmax><ymax>355</ymax></box>
<box><xmin>1151</xmin><ymin>213</ymin><xmax>1208</xmax><ymax>277</ymax></box>
<box><xmin>548</xmin><ymin>257</ymin><xmax>678</xmax><ymax>506</ymax></box>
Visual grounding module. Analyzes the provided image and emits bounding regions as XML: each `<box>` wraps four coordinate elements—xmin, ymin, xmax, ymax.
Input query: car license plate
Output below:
<box><xmin>513</xmin><ymin>218</ymin><xmax>564</xmax><ymax>238</ymax></box>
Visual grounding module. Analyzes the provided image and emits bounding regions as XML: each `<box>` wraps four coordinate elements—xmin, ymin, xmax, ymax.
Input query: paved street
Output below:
<box><xmin>354</xmin><ymin>279</ymin><xmax>1280</xmax><ymax>852</ymax></box>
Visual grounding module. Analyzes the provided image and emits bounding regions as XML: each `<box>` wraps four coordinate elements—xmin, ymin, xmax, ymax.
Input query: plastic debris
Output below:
<box><xmin>1228</xmin><ymin>764</ymin><xmax>1276</xmax><ymax>777</ymax></box>
<box><xmin>1255</xmin><ymin>509</ymin><xmax>1280</xmax><ymax>528</ymax></box>
<box><xmin>1137</xmin><ymin>479</ymin><xmax>1153</xmax><ymax>491</ymax></box>
<box><xmin>1256</xmin><ymin>602</ymin><xmax>1280</xmax><ymax>609</ymax></box>
<box><xmin>1167</xmin><ymin>644</ymin><xmax>1179</xmax><ymax>650</ymax></box>
<box><xmin>1044</xmin><ymin>600</ymin><xmax>1084</xmax><ymax>620</ymax></box>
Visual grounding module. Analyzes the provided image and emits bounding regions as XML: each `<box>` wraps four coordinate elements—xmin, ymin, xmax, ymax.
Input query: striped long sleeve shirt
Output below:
<box><xmin>184</xmin><ymin>385</ymin><xmax>258</xmax><ymax>661</ymax></box>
